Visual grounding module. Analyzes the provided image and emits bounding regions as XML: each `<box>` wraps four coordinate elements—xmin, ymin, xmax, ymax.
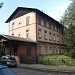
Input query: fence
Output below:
<box><xmin>38</xmin><ymin>57</ymin><xmax>75</xmax><ymax>66</ymax></box>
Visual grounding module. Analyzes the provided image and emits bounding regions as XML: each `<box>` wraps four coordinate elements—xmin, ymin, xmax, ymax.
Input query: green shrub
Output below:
<box><xmin>38</xmin><ymin>55</ymin><xmax>75</xmax><ymax>66</ymax></box>
<box><xmin>25</xmin><ymin>56</ymin><xmax>32</xmax><ymax>64</ymax></box>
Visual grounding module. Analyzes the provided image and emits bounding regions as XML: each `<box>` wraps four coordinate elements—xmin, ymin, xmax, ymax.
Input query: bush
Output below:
<box><xmin>70</xmin><ymin>49</ymin><xmax>75</xmax><ymax>58</ymax></box>
<box><xmin>25</xmin><ymin>56</ymin><xmax>32</xmax><ymax>64</ymax></box>
<box><xmin>38</xmin><ymin>55</ymin><xmax>75</xmax><ymax>66</ymax></box>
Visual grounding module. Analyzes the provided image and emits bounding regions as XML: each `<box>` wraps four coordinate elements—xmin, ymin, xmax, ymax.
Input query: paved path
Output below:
<box><xmin>12</xmin><ymin>68</ymin><xmax>75</xmax><ymax>75</ymax></box>
<box><xmin>17</xmin><ymin>64</ymin><xmax>75</xmax><ymax>73</ymax></box>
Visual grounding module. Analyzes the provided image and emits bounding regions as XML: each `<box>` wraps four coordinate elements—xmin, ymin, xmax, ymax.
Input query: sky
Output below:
<box><xmin>0</xmin><ymin>0</ymin><xmax>71</xmax><ymax>35</ymax></box>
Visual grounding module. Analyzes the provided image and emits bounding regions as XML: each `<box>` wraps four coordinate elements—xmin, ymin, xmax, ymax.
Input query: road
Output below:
<box><xmin>12</xmin><ymin>68</ymin><xmax>75</xmax><ymax>75</ymax></box>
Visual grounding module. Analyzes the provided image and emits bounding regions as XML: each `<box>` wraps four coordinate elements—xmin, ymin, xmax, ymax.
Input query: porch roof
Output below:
<box><xmin>0</xmin><ymin>34</ymin><xmax>37</xmax><ymax>43</ymax></box>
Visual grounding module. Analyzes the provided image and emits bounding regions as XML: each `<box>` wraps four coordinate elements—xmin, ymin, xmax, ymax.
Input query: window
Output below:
<box><xmin>39</xmin><ymin>46</ymin><xmax>42</xmax><ymax>55</ymax></box>
<box><xmin>12</xmin><ymin>22</ymin><xmax>14</xmax><ymax>30</ymax></box>
<box><xmin>26</xmin><ymin>47</ymin><xmax>31</xmax><ymax>56</ymax></box>
<box><xmin>26</xmin><ymin>16</ymin><xmax>30</xmax><ymax>25</ymax></box>
<box><xmin>62</xmin><ymin>37</ymin><xmax>64</xmax><ymax>43</ymax></box>
<box><xmin>38</xmin><ymin>29</ymin><xmax>42</xmax><ymax>38</ymax></box>
<box><xmin>57</xmin><ymin>34</ymin><xmax>59</xmax><ymax>42</ymax></box>
<box><xmin>18</xmin><ymin>34</ymin><xmax>20</xmax><ymax>36</ymax></box>
<box><xmin>38</xmin><ymin>17</ymin><xmax>41</xmax><ymax>25</ymax></box>
<box><xmin>26</xmin><ymin>30</ymin><xmax>29</xmax><ymax>38</ymax></box>
<box><xmin>49</xmin><ymin>22</ymin><xmax>52</xmax><ymax>29</ymax></box>
<box><xmin>12</xmin><ymin>33</ymin><xmax>14</xmax><ymax>36</ymax></box>
<box><xmin>49</xmin><ymin>32</ymin><xmax>52</xmax><ymax>41</ymax></box>
<box><xmin>19</xmin><ymin>22</ymin><xmax>21</xmax><ymax>27</ymax></box>
<box><xmin>55</xmin><ymin>26</ymin><xmax>57</xmax><ymax>31</ymax></box>
<box><xmin>44</xmin><ymin>20</ymin><xmax>46</xmax><ymax>27</ymax></box>
<box><xmin>44</xmin><ymin>31</ymin><xmax>47</xmax><ymax>40</ymax></box>
<box><xmin>46</xmin><ymin>22</ymin><xmax>49</xmax><ymax>28</ymax></box>
<box><xmin>53</xmin><ymin>25</ymin><xmax>55</xmax><ymax>31</ymax></box>
<box><xmin>19</xmin><ymin>22</ymin><xmax>21</xmax><ymax>25</ymax></box>
<box><xmin>57</xmin><ymin>27</ymin><xmax>59</xmax><ymax>32</ymax></box>
<box><xmin>50</xmin><ymin>47</ymin><xmax>52</xmax><ymax>54</ymax></box>
<box><xmin>45</xmin><ymin>46</ymin><xmax>48</xmax><ymax>53</ymax></box>
<box><xmin>53</xmin><ymin>34</ymin><xmax>56</xmax><ymax>41</ymax></box>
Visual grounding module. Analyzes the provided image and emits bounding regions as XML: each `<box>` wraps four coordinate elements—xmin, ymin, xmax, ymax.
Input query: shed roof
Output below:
<box><xmin>0</xmin><ymin>34</ymin><xmax>36</xmax><ymax>43</ymax></box>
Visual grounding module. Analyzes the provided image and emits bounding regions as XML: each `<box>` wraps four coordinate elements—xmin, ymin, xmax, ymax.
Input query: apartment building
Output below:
<box><xmin>0</xmin><ymin>7</ymin><xmax>67</xmax><ymax>63</ymax></box>
<box><xmin>5</xmin><ymin>7</ymin><xmax>66</xmax><ymax>56</ymax></box>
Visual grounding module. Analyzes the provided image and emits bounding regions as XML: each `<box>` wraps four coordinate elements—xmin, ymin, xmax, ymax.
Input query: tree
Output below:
<box><xmin>60</xmin><ymin>0</ymin><xmax>75</xmax><ymax>58</ymax></box>
<box><xmin>0</xmin><ymin>2</ymin><xmax>3</xmax><ymax>8</ymax></box>
<box><xmin>0</xmin><ymin>2</ymin><xmax>4</xmax><ymax>57</ymax></box>
<box><xmin>0</xmin><ymin>44</ymin><xmax>5</xmax><ymax>57</ymax></box>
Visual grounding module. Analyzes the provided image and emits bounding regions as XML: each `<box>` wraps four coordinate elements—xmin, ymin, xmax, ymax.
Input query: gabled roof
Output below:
<box><xmin>6</xmin><ymin>7</ymin><xmax>36</xmax><ymax>23</ymax></box>
<box><xmin>0</xmin><ymin>34</ymin><xmax>36</xmax><ymax>43</ymax></box>
<box><xmin>5</xmin><ymin>7</ymin><xmax>63</xmax><ymax>27</ymax></box>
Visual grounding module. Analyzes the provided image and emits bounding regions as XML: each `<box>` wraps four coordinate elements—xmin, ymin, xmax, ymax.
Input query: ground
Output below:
<box><xmin>12</xmin><ymin>68</ymin><xmax>75</xmax><ymax>75</ymax></box>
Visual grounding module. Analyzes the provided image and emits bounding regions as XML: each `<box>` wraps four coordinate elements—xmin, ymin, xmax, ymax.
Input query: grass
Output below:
<box><xmin>38</xmin><ymin>55</ymin><xmax>75</xmax><ymax>66</ymax></box>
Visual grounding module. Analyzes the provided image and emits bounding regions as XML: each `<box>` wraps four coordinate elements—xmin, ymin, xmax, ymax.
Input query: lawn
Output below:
<box><xmin>38</xmin><ymin>55</ymin><xmax>75</xmax><ymax>66</ymax></box>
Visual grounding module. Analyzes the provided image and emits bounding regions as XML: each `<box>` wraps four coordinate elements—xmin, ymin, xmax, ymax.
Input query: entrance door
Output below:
<box><xmin>26</xmin><ymin>47</ymin><xmax>31</xmax><ymax>56</ymax></box>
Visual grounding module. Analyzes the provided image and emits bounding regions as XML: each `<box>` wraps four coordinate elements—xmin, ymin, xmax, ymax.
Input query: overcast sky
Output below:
<box><xmin>0</xmin><ymin>0</ymin><xmax>71</xmax><ymax>34</ymax></box>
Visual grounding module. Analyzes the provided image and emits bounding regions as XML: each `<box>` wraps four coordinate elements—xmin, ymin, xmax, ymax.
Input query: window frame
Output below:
<box><xmin>38</xmin><ymin>29</ymin><xmax>42</xmax><ymax>38</ymax></box>
<box><xmin>26</xmin><ymin>30</ymin><xmax>29</xmax><ymax>38</ymax></box>
<box><xmin>44</xmin><ymin>30</ymin><xmax>47</xmax><ymax>40</ymax></box>
<box><xmin>26</xmin><ymin>16</ymin><xmax>30</xmax><ymax>25</ymax></box>
<box><xmin>12</xmin><ymin>22</ymin><xmax>15</xmax><ymax>30</ymax></box>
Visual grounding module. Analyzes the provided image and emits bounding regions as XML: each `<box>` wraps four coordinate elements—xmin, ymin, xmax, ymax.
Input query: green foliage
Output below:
<box><xmin>0</xmin><ymin>44</ymin><xmax>5</xmax><ymax>57</ymax></box>
<box><xmin>25</xmin><ymin>56</ymin><xmax>32</xmax><ymax>64</ymax></box>
<box><xmin>0</xmin><ymin>2</ymin><xmax>3</xmax><ymax>8</ymax></box>
<box><xmin>60</xmin><ymin>0</ymin><xmax>75</xmax><ymax>58</ymax></box>
<box><xmin>70</xmin><ymin>49</ymin><xmax>75</xmax><ymax>58</ymax></box>
<box><xmin>38</xmin><ymin>55</ymin><xmax>75</xmax><ymax>66</ymax></box>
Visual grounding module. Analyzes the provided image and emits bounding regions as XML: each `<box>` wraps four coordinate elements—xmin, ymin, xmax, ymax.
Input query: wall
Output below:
<box><xmin>9</xmin><ymin>11</ymin><xmax>37</xmax><ymax>41</ymax></box>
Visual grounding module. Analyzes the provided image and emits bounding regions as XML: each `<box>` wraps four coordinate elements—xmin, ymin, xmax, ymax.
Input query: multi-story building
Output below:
<box><xmin>6</xmin><ymin>7</ymin><xmax>66</xmax><ymax>55</ymax></box>
<box><xmin>0</xmin><ymin>7</ymin><xmax>67</xmax><ymax>63</ymax></box>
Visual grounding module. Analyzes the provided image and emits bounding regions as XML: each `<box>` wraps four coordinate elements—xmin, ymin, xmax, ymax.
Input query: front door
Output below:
<box><xmin>26</xmin><ymin>47</ymin><xmax>31</xmax><ymax>56</ymax></box>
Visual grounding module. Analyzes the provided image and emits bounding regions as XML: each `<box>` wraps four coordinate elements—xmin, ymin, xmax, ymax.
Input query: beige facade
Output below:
<box><xmin>9</xmin><ymin>11</ymin><xmax>37</xmax><ymax>41</ymax></box>
<box><xmin>6</xmin><ymin>7</ymin><xmax>66</xmax><ymax>56</ymax></box>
